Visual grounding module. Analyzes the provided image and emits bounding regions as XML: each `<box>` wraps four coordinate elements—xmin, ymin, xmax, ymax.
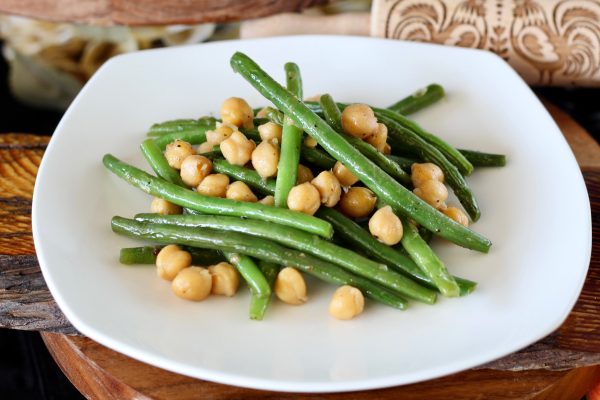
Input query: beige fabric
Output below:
<box><xmin>371</xmin><ymin>0</ymin><xmax>600</xmax><ymax>86</ymax></box>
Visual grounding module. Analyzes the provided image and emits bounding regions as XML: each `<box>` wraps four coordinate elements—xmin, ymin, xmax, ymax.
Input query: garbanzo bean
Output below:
<box><xmin>156</xmin><ymin>244</ymin><xmax>192</xmax><ymax>281</ymax></box>
<box><xmin>274</xmin><ymin>267</ymin><xmax>307</xmax><ymax>305</ymax></box>
<box><xmin>172</xmin><ymin>266</ymin><xmax>212</xmax><ymax>301</ymax></box>
<box><xmin>164</xmin><ymin>139</ymin><xmax>195</xmax><ymax>169</ymax></box>
<box><xmin>287</xmin><ymin>182</ymin><xmax>321</xmax><ymax>215</ymax></box>
<box><xmin>208</xmin><ymin>262</ymin><xmax>240</xmax><ymax>297</ymax></box>
<box><xmin>251</xmin><ymin>140</ymin><xmax>280</xmax><ymax>178</ymax></box>
<box><xmin>311</xmin><ymin>171</ymin><xmax>341</xmax><ymax>207</ymax></box>
<box><xmin>443</xmin><ymin>206</ymin><xmax>469</xmax><ymax>227</ymax></box>
<box><xmin>226</xmin><ymin>181</ymin><xmax>258</xmax><ymax>202</ymax></box>
<box><xmin>368</xmin><ymin>206</ymin><xmax>403</xmax><ymax>245</ymax></box>
<box><xmin>150</xmin><ymin>197</ymin><xmax>182</xmax><ymax>215</ymax></box>
<box><xmin>206</xmin><ymin>122</ymin><xmax>237</xmax><ymax>145</ymax></box>
<box><xmin>328</xmin><ymin>285</ymin><xmax>364</xmax><ymax>320</ymax></box>
<box><xmin>220</xmin><ymin>97</ymin><xmax>254</xmax><ymax>130</ymax></box>
<box><xmin>341</xmin><ymin>103</ymin><xmax>378</xmax><ymax>138</ymax></box>
<box><xmin>197</xmin><ymin>142</ymin><xmax>214</xmax><ymax>154</ymax></box>
<box><xmin>180</xmin><ymin>155</ymin><xmax>212</xmax><ymax>187</ymax></box>
<box><xmin>365</xmin><ymin>123</ymin><xmax>388</xmax><ymax>152</ymax></box>
<box><xmin>196</xmin><ymin>173</ymin><xmax>229</xmax><ymax>198</ymax></box>
<box><xmin>382</xmin><ymin>143</ymin><xmax>392</xmax><ymax>155</ymax></box>
<box><xmin>220</xmin><ymin>131</ymin><xmax>256</xmax><ymax>166</ymax></box>
<box><xmin>413</xmin><ymin>180</ymin><xmax>448</xmax><ymax>209</ymax></box>
<box><xmin>259</xmin><ymin>195</ymin><xmax>275</xmax><ymax>206</ymax></box>
<box><xmin>303</xmin><ymin>135</ymin><xmax>318</xmax><ymax>148</ymax></box>
<box><xmin>296</xmin><ymin>164</ymin><xmax>314</xmax><ymax>184</ymax></box>
<box><xmin>333</xmin><ymin>161</ymin><xmax>358</xmax><ymax>187</ymax></box>
<box><xmin>256</xmin><ymin>107</ymin><xmax>269</xmax><ymax>118</ymax></box>
<box><xmin>411</xmin><ymin>163</ymin><xmax>444</xmax><ymax>188</ymax></box>
<box><xmin>339</xmin><ymin>187</ymin><xmax>377</xmax><ymax>218</ymax></box>
<box><xmin>257</xmin><ymin>122</ymin><xmax>282</xmax><ymax>142</ymax></box>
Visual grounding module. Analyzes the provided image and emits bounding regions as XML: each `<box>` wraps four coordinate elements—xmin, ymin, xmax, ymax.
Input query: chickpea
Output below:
<box><xmin>303</xmin><ymin>135</ymin><xmax>318</xmax><ymax>148</ymax></box>
<box><xmin>341</xmin><ymin>104</ymin><xmax>378</xmax><ymax>138</ymax></box>
<box><xmin>365</xmin><ymin>123</ymin><xmax>388</xmax><ymax>152</ymax></box>
<box><xmin>443</xmin><ymin>206</ymin><xmax>469</xmax><ymax>227</ymax></box>
<box><xmin>151</xmin><ymin>197</ymin><xmax>182</xmax><ymax>215</ymax></box>
<box><xmin>411</xmin><ymin>163</ymin><xmax>444</xmax><ymax>188</ymax></box>
<box><xmin>156</xmin><ymin>244</ymin><xmax>192</xmax><ymax>281</ymax></box>
<box><xmin>287</xmin><ymin>182</ymin><xmax>321</xmax><ymax>215</ymax></box>
<box><xmin>196</xmin><ymin>173</ymin><xmax>229</xmax><ymax>198</ymax></box>
<box><xmin>251</xmin><ymin>140</ymin><xmax>280</xmax><ymax>178</ymax></box>
<box><xmin>296</xmin><ymin>164</ymin><xmax>314</xmax><ymax>184</ymax></box>
<box><xmin>259</xmin><ymin>195</ymin><xmax>275</xmax><ymax>206</ymax></box>
<box><xmin>220</xmin><ymin>97</ymin><xmax>254</xmax><ymax>130</ymax></box>
<box><xmin>413</xmin><ymin>180</ymin><xmax>448</xmax><ymax>209</ymax></box>
<box><xmin>180</xmin><ymin>155</ymin><xmax>212</xmax><ymax>187</ymax></box>
<box><xmin>256</xmin><ymin>107</ymin><xmax>269</xmax><ymax>118</ymax></box>
<box><xmin>304</xmin><ymin>94</ymin><xmax>322</xmax><ymax>102</ymax></box>
<box><xmin>275</xmin><ymin>267</ymin><xmax>307</xmax><ymax>305</ymax></box>
<box><xmin>328</xmin><ymin>285</ymin><xmax>364</xmax><ymax>320</ymax></box>
<box><xmin>339</xmin><ymin>187</ymin><xmax>377</xmax><ymax>218</ymax></box>
<box><xmin>220</xmin><ymin>131</ymin><xmax>256</xmax><ymax>166</ymax></box>
<box><xmin>164</xmin><ymin>140</ymin><xmax>195</xmax><ymax>169</ymax></box>
<box><xmin>382</xmin><ymin>143</ymin><xmax>392</xmax><ymax>155</ymax></box>
<box><xmin>208</xmin><ymin>262</ymin><xmax>240</xmax><ymax>296</ymax></box>
<box><xmin>226</xmin><ymin>181</ymin><xmax>258</xmax><ymax>202</ymax></box>
<box><xmin>368</xmin><ymin>206</ymin><xmax>403</xmax><ymax>245</ymax></box>
<box><xmin>206</xmin><ymin>122</ymin><xmax>237</xmax><ymax>145</ymax></box>
<box><xmin>197</xmin><ymin>141</ymin><xmax>214</xmax><ymax>154</ymax></box>
<box><xmin>333</xmin><ymin>161</ymin><xmax>359</xmax><ymax>187</ymax></box>
<box><xmin>258</xmin><ymin>122</ymin><xmax>282</xmax><ymax>142</ymax></box>
<box><xmin>311</xmin><ymin>171</ymin><xmax>341</xmax><ymax>207</ymax></box>
<box><xmin>172</xmin><ymin>267</ymin><xmax>212</xmax><ymax>301</ymax></box>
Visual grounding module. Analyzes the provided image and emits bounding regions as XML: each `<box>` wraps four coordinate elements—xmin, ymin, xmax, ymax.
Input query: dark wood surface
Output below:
<box><xmin>0</xmin><ymin>102</ymin><xmax>599</xmax><ymax>398</ymax></box>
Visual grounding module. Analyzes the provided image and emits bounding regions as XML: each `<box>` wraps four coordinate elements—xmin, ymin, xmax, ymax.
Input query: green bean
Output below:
<box><xmin>133</xmin><ymin>213</ymin><xmax>435</xmax><ymax>303</ymax></box>
<box><xmin>223</xmin><ymin>252</ymin><xmax>271</xmax><ymax>320</ymax></box>
<box><xmin>274</xmin><ymin>62</ymin><xmax>304</xmax><ymax>207</ymax></box>
<box><xmin>119</xmin><ymin>246</ymin><xmax>224</xmax><ymax>265</ymax></box>
<box><xmin>316</xmin><ymin>207</ymin><xmax>476</xmax><ymax>296</ymax></box>
<box><xmin>103</xmin><ymin>154</ymin><xmax>333</xmax><ymax>238</ymax></box>
<box><xmin>458</xmin><ymin>149</ymin><xmax>506</xmax><ymax>167</ymax></box>
<box><xmin>386</xmin><ymin>154</ymin><xmax>416</xmax><ymax>171</ymax></box>
<box><xmin>258</xmin><ymin>261</ymin><xmax>279</xmax><ymax>285</ymax></box>
<box><xmin>400</xmin><ymin>218</ymin><xmax>459</xmax><ymax>297</ymax></box>
<box><xmin>230</xmin><ymin>52</ymin><xmax>490</xmax><ymax>252</ymax></box>
<box><xmin>148</xmin><ymin>117</ymin><xmax>217</xmax><ymax>136</ymax></box>
<box><xmin>388</xmin><ymin>84</ymin><xmax>445</xmax><ymax>115</ymax></box>
<box><xmin>320</xmin><ymin>94</ymin><xmax>410</xmax><ymax>185</ymax></box>
<box><xmin>140</xmin><ymin>139</ymin><xmax>185</xmax><ymax>186</ymax></box>
<box><xmin>153</xmin><ymin>127</ymin><xmax>212</xmax><ymax>150</ymax></box>
<box><xmin>111</xmin><ymin>218</ymin><xmax>408</xmax><ymax>309</ymax></box>
<box><xmin>300</xmin><ymin>146</ymin><xmax>336</xmax><ymax>170</ymax></box>
<box><xmin>264</xmin><ymin>107</ymin><xmax>285</xmax><ymax>125</ymax></box>
<box><xmin>251</xmin><ymin>260</ymin><xmax>279</xmax><ymax>320</ymax></box>
<box><xmin>212</xmin><ymin>159</ymin><xmax>276</xmax><ymax>195</ymax></box>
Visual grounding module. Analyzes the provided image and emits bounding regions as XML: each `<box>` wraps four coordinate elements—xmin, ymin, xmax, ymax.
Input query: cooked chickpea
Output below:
<box><xmin>365</xmin><ymin>123</ymin><xmax>388</xmax><ymax>152</ymax></box>
<box><xmin>156</xmin><ymin>244</ymin><xmax>192</xmax><ymax>281</ymax></box>
<box><xmin>257</xmin><ymin>122</ymin><xmax>282</xmax><ymax>142</ymax></box>
<box><xmin>443</xmin><ymin>206</ymin><xmax>469</xmax><ymax>227</ymax></box>
<box><xmin>172</xmin><ymin>267</ymin><xmax>212</xmax><ymax>301</ymax></box>
<box><xmin>180</xmin><ymin>155</ymin><xmax>212</xmax><ymax>187</ymax></box>
<box><xmin>339</xmin><ymin>187</ymin><xmax>377</xmax><ymax>218</ymax></box>
<box><xmin>220</xmin><ymin>97</ymin><xmax>254</xmax><ymax>130</ymax></box>
<box><xmin>304</xmin><ymin>94</ymin><xmax>322</xmax><ymax>102</ymax></box>
<box><xmin>220</xmin><ymin>131</ymin><xmax>256</xmax><ymax>166</ymax></box>
<box><xmin>150</xmin><ymin>197</ymin><xmax>182</xmax><ymax>215</ymax></box>
<box><xmin>251</xmin><ymin>140</ymin><xmax>280</xmax><ymax>178</ymax></box>
<box><xmin>287</xmin><ymin>182</ymin><xmax>321</xmax><ymax>215</ymax></box>
<box><xmin>208</xmin><ymin>262</ymin><xmax>240</xmax><ymax>297</ymax></box>
<box><xmin>303</xmin><ymin>135</ymin><xmax>318</xmax><ymax>148</ymax></box>
<box><xmin>196</xmin><ymin>173</ymin><xmax>229</xmax><ymax>198</ymax></box>
<box><xmin>333</xmin><ymin>161</ymin><xmax>359</xmax><ymax>187</ymax></box>
<box><xmin>296</xmin><ymin>164</ymin><xmax>314</xmax><ymax>184</ymax></box>
<box><xmin>311</xmin><ymin>171</ymin><xmax>341</xmax><ymax>207</ymax></box>
<box><xmin>275</xmin><ymin>267</ymin><xmax>307</xmax><ymax>305</ymax></box>
<box><xmin>368</xmin><ymin>206</ymin><xmax>403</xmax><ymax>245</ymax></box>
<box><xmin>165</xmin><ymin>140</ymin><xmax>195</xmax><ymax>169</ymax></box>
<box><xmin>197</xmin><ymin>141</ymin><xmax>214</xmax><ymax>154</ymax></box>
<box><xmin>411</xmin><ymin>163</ymin><xmax>444</xmax><ymax>188</ymax></box>
<box><xmin>328</xmin><ymin>285</ymin><xmax>364</xmax><ymax>320</ymax></box>
<box><xmin>256</xmin><ymin>107</ymin><xmax>269</xmax><ymax>118</ymax></box>
<box><xmin>226</xmin><ymin>181</ymin><xmax>258</xmax><ymax>202</ymax></box>
<box><xmin>206</xmin><ymin>122</ymin><xmax>237</xmax><ymax>145</ymax></box>
<box><xmin>413</xmin><ymin>180</ymin><xmax>448</xmax><ymax>209</ymax></box>
<box><xmin>382</xmin><ymin>143</ymin><xmax>392</xmax><ymax>155</ymax></box>
<box><xmin>341</xmin><ymin>104</ymin><xmax>378</xmax><ymax>138</ymax></box>
<box><xmin>259</xmin><ymin>195</ymin><xmax>275</xmax><ymax>206</ymax></box>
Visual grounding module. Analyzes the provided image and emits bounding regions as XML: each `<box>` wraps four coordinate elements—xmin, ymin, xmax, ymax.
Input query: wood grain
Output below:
<box><xmin>0</xmin><ymin>0</ymin><xmax>328</xmax><ymax>25</ymax></box>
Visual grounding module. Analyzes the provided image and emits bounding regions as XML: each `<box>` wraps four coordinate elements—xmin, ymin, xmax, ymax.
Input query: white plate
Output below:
<box><xmin>32</xmin><ymin>36</ymin><xmax>591</xmax><ymax>392</ymax></box>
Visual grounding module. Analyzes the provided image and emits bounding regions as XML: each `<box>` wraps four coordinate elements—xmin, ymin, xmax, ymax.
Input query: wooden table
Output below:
<box><xmin>1</xmin><ymin>103</ymin><xmax>599</xmax><ymax>399</ymax></box>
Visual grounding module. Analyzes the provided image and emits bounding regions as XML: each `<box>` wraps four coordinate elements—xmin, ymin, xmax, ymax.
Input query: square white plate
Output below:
<box><xmin>32</xmin><ymin>36</ymin><xmax>591</xmax><ymax>392</ymax></box>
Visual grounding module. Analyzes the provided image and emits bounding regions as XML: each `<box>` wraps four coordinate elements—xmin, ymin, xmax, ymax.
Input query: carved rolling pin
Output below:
<box><xmin>241</xmin><ymin>0</ymin><xmax>600</xmax><ymax>87</ymax></box>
